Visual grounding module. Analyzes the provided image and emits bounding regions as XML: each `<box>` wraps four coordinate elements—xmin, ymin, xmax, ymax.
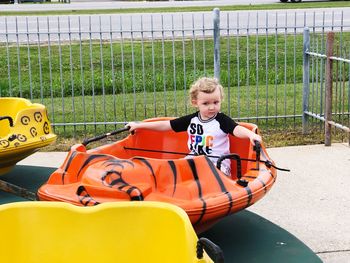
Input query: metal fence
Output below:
<box><xmin>1</xmin><ymin>9</ymin><xmax>350</xmax><ymax>137</ymax></box>
<box><xmin>303</xmin><ymin>28</ymin><xmax>350</xmax><ymax>145</ymax></box>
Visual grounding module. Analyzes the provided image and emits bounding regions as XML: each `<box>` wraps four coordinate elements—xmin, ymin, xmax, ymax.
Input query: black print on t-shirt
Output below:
<box><xmin>189</xmin><ymin>123</ymin><xmax>213</xmax><ymax>155</ymax></box>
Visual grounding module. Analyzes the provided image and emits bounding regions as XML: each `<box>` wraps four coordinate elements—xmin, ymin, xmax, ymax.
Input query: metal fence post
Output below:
<box><xmin>325</xmin><ymin>32</ymin><xmax>334</xmax><ymax>146</ymax></box>
<box><xmin>302</xmin><ymin>27</ymin><xmax>310</xmax><ymax>134</ymax></box>
<box><xmin>213</xmin><ymin>8</ymin><xmax>220</xmax><ymax>81</ymax></box>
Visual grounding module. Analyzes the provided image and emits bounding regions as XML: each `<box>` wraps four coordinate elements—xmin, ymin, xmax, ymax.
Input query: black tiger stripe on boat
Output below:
<box><xmin>206</xmin><ymin>158</ymin><xmax>234</xmax><ymax>216</ymax></box>
<box><xmin>244</xmin><ymin>186</ymin><xmax>253</xmax><ymax>208</ymax></box>
<box><xmin>187</xmin><ymin>159</ymin><xmax>206</xmax><ymax>226</ymax></box>
<box><xmin>76</xmin><ymin>154</ymin><xmax>111</xmax><ymax>179</ymax></box>
<box><xmin>167</xmin><ymin>161</ymin><xmax>177</xmax><ymax>196</ymax></box>
<box><xmin>102</xmin><ymin>159</ymin><xmax>134</xmax><ymax>169</ymax></box>
<box><xmin>76</xmin><ymin>185</ymin><xmax>100</xmax><ymax>206</ymax></box>
<box><xmin>257</xmin><ymin>177</ymin><xmax>267</xmax><ymax>194</ymax></box>
<box><xmin>61</xmin><ymin>151</ymin><xmax>78</xmax><ymax>184</ymax></box>
<box><xmin>133</xmin><ymin>157</ymin><xmax>158</xmax><ymax>189</ymax></box>
<box><xmin>101</xmin><ymin>170</ymin><xmax>125</xmax><ymax>187</ymax></box>
<box><xmin>126</xmin><ymin>186</ymin><xmax>144</xmax><ymax>201</ymax></box>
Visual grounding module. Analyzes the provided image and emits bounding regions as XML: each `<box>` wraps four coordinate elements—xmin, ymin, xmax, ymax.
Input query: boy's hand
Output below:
<box><xmin>125</xmin><ymin>122</ymin><xmax>139</xmax><ymax>133</ymax></box>
<box><xmin>249</xmin><ymin>133</ymin><xmax>262</xmax><ymax>146</ymax></box>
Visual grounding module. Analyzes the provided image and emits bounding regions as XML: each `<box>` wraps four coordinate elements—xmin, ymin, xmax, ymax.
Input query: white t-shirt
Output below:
<box><xmin>170</xmin><ymin>112</ymin><xmax>238</xmax><ymax>175</ymax></box>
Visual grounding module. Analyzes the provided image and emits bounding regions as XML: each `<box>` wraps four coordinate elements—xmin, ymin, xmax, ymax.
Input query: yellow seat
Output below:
<box><xmin>0</xmin><ymin>97</ymin><xmax>56</xmax><ymax>175</ymax></box>
<box><xmin>0</xmin><ymin>201</ymin><xmax>220</xmax><ymax>263</ymax></box>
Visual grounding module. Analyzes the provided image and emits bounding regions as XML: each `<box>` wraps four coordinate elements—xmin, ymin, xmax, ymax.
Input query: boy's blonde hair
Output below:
<box><xmin>189</xmin><ymin>77</ymin><xmax>224</xmax><ymax>102</ymax></box>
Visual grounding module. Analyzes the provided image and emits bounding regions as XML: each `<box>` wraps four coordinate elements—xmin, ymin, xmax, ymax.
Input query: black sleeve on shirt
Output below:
<box><xmin>216</xmin><ymin>113</ymin><xmax>239</xmax><ymax>135</ymax></box>
<box><xmin>170</xmin><ymin>112</ymin><xmax>197</xmax><ymax>132</ymax></box>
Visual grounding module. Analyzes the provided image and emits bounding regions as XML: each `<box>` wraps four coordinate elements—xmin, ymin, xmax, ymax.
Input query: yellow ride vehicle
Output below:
<box><xmin>0</xmin><ymin>201</ymin><xmax>223</xmax><ymax>263</ymax></box>
<box><xmin>0</xmin><ymin>97</ymin><xmax>56</xmax><ymax>175</ymax></box>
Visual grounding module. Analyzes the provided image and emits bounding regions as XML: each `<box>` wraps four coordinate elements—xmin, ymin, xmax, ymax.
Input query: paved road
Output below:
<box><xmin>0</xmin><ymin>0</ymin><xmax>336</xmax><ymax>11</ymax></box>
<box><xmin>18</xmin><ymin>143</ymin><xmax>350</xmax><ymax>262</ymax></box>
<box><xmin>1</xmin><ymin>6</ymin><xmax>349</xmax><ymax>43</ymax></box>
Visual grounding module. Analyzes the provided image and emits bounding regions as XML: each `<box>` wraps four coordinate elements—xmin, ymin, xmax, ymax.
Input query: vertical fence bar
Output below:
<box><xmin>310</xmin><ymin>12</ymin><xmax>315</xmax><ymax>125</ymax></box>
<box><xmin>246</xmin><ymin>13</ymin><xmax>250</xmax><ymax>120</ymax></box>
<box><xmin>274</xmin><ymin>12</ymin><xmax>278</xmax><ymax>127</ymax></box>
<box><xmin>283</xmin><ymin>12</ymin><xmax>287</xmax><ymax>127</ymax></box>
<box><xmin>302</xmin><ymin>27</ymin><xmax>310</xmax><ymax>134</ymax></box>
<box><xmin>161</xmin><ymin>15</ymin><xmax>167</xmax><ymax>116</ymax></box>
<box><xmin>171</xmin><ymin>14</ymin><xmax>177</xmax><ymax>116</ymax></box>
<box><xmin>140</xmin><ymin>15</ymin><xmax>147</xmax><ymax>119</ymax></box>
<box><xmin>213</xmin><ymin>8</ymin><xmax>220</xmax><ymax>81</ymax></box>
<box><xmin>99</xmin><ymin>16</ymin><xmax>107</xmax><ymax>131</ymax></box>
<box><xmin>58</xmin><ymin>16</ymin><xmax>66</xmax><ymax>134</ymax></box>
<box><xmin>226</xmin><ymin>13</ymin><xmax>231</xmax><ymax>116</ymax></box>
<box><xmin>36</xmin><ymin>17</ymin><xmax>43</xmax><ymax>103</ymax></box>
<box><xmin>255</xmin><ymin>12</ymin><xmax>259</xmax><ymax>123</ymax></box>
<box><xmin>293</xmin><ymin>12</ymin><xmax>297</xmax><ymax>128</ymax></box>
<box><xmin>325</xmin><ymin>32</ymin><xmax>334</xmax><ymax>146</ymax></box>
<box><xmin>5</xmin><ymin>17</ymin><xmax>12</xmax><ymax>96</ymax></box>
<box><xmin>78</xmin><ymin>16</ymin><xmax>87</xmax><ymax>134</ymax></box>
<box><xmin>109</xmin><ymin>15</ymin><xmax>117</xmax><ymax>129</ymax></box>
<box><xmin>236</xmin><ymin>13</ymin><xmax>241</xmax><ymax>119</ymax></box>
<box><xmin>151</xmin><ymin>15</ymin><xmax>157</xmax><ymax>117</ymax></box>
<box><xmin>120</xmin><ymin>16</ymin><xmax>127</xmax><ymax>122</ymax></box>
<box><xmin>15</xmin><ymin>17</ymin><xmax>22</xmax><ymax>97</ymax></box>
<box><xmin>130</xmin><ymin>15</ymin><xmax>137</xmax><ymax>120</ymax></box>
<box><xmin>192</xmin><ymin>14</ymin><xmax>196</xmax><ymax>79</ymax></box>
<box><xmin>202</xmin><ymin>13</ymin><xmax>206</xmax><ymax>76</ymax></box>
<box><xmin>320</xmin><ymin>11</ymin><xmax>326</xmax><ymax>119</ymax></box>
<box><xmin>47</xmin><ymin>17</ymin><xmax>55</xmax><ymax>131</ymax></box>
<box><xmin>68</xmin><ymin>16</ymin><xmax>76</xmax><ymax>136</ymax></box>
<box><xmin>26</xmin><ymin>17</ymin><xmax>33</xmax><ymax>100</ymax></box>
<box><xmin>265</xmin><ymin>12</ymin><xmax>269</xmax><ymax>127</ymax></box>
<box><xmin>181</xmin><ymin>14</ymin><xmax>187</xmax><ymax>114</ymax></box>
<box><xmin>88</xmin><ymin>16</ymin><xmax>96</xmax><ymax>133</ymax></box>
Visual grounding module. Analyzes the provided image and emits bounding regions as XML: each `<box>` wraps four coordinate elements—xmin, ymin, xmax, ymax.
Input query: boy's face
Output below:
<box><xmin>192</xmin><ymin>87</ymin><xmax>222</xmax><ymax>120</ymax></box>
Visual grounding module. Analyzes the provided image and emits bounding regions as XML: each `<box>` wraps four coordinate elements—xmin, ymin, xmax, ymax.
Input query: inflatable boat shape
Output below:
<box><xmin>0</xmin><ymin>97</ymin><xmax>56</xmax><ymax>175</ymax></box>
<box><xmin>0</xmin><ymin>201</ymin><xmax>222</xmax><ymax>263</ymax></box>
<box><xmin>38</xmin><ymin>117</ymin><xmax>277</xmax><ymax>232</ymax></box>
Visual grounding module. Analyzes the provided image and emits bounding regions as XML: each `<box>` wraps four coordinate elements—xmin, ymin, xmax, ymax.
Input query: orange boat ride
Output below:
<box><xmin>38</xmin><ymin>117</ymin><xmax>277</xmax><ymax>233</ymax></box>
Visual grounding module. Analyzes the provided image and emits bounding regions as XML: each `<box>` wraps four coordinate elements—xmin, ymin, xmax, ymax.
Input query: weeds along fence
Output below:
<box><xmin>0</xmin><ymin>9</ymin><xmax>350</xmax><ymax>137</ymax></box>
<box><xmin>303</xmin><ymin>29</ymin><xmax>350</xmax><ymax>146</ymax></box>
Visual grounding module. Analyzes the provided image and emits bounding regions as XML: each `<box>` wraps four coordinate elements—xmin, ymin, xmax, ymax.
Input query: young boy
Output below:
<box><xmin>126</xmin><ymin>77</ymin><xmax>261</xmax><ymax>176</ymax></box>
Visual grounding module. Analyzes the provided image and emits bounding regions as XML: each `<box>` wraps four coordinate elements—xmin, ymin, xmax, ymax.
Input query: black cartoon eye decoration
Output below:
<box><xmin>30</xmin><ymin>127</ymin><xmax>38</xmax><ymax>137</ymax></box>
<box><xmin>34</xmin><ymin>112</ymin><xmax>43</xmax><ymax>123</ymax></box>
<box><xmin>17</xmin><ymin>134</ymin><xmax>27</xmax><ymax>142</ymax></box>
<box><xmin>21</xmin><ymin>116</ymin><xmax>30</xmax><ymax>125</ymax></box>
<box><xmin>0</xmin><ymin>140</ymin><xmax>10</xmax><ymax>148</ymax></box>
<box><xmin>14</xmin><ymin>142</ymin><xmax>20</xmax><ymax>147</ymax></box>
<box><xmin>45</xmin><ymin>109</ymin><xmax>50</xmax><ymax>121</ymax></box>
<box><xmin>43</xmin><ymin>122</ymin><xmax>50</xmax><ymax>134</ymax></box>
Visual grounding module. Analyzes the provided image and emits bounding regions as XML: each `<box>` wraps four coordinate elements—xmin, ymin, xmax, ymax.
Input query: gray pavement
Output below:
<box><xmin>18</xmin><ymin>142</ymin><xmax>350</xmax><ymax>262</ymax></box>
<box><xmin>0</xmin><ymin>0</ymin><xmax>268</xmax><ymax>11</ymax></box>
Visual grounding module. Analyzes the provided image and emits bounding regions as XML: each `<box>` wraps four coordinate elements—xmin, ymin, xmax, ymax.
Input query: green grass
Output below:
<box><xmin>1</xmin><ymin>1</ymin><xmax>350</xmax><ymax>16</ymax></box>
<box><xmin>0</xmin><ymin>34</ymin><xmax>309</xmax><ymax>98</ymax></box>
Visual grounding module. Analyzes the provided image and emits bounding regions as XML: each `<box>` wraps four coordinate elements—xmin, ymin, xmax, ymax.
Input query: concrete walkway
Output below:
<box><xmin>18</xmin><ymin>143</ymin><xmax>350</xmax><ymax>262</ymax></box>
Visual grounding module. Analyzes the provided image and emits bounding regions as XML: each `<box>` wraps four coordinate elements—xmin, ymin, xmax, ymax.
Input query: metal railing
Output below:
<box><xmin>303</xmin><ymin>28</ymin><xmax>350</xmax><ymax>145</ymax></box>
<box><xmin>0</xmin><ymin>9</ymin><xmax>350</xmax><ymax>137</ymax></box>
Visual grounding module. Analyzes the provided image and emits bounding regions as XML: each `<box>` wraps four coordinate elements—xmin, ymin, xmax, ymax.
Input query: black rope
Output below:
<box><xmin>123</xmin><ymin>146</ymin><xmax>290</xmax><ymax>172</ymax></box>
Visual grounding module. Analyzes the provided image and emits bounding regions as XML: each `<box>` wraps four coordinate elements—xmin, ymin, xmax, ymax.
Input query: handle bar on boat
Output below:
<box><xmin>197</xmin><ymin>237</ymin><xmax>224</xmax><ymax>263</ymax></box>
<box><xmin>0</xmin><ymin>116</ymin><xmax>14</xmax><ymax>127</ymax></box>
<box><xmin>82</xmin><ymin>127</ymin><xmax>130</xmax><ymax>146</ymax></box>
<box><xmin>216</xmin><ymin>140</ymin><xmax>261</xmax><ymax>179</ymax></box>
<box><xmin>253</xmin><ymin>140</ymin><xmax>261</xmax><ymax>170</ymax></box>
<box><xmin>216</xmin><ymin>154</ymin><xmax>242</xmax><ymax>179</ymax></box>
